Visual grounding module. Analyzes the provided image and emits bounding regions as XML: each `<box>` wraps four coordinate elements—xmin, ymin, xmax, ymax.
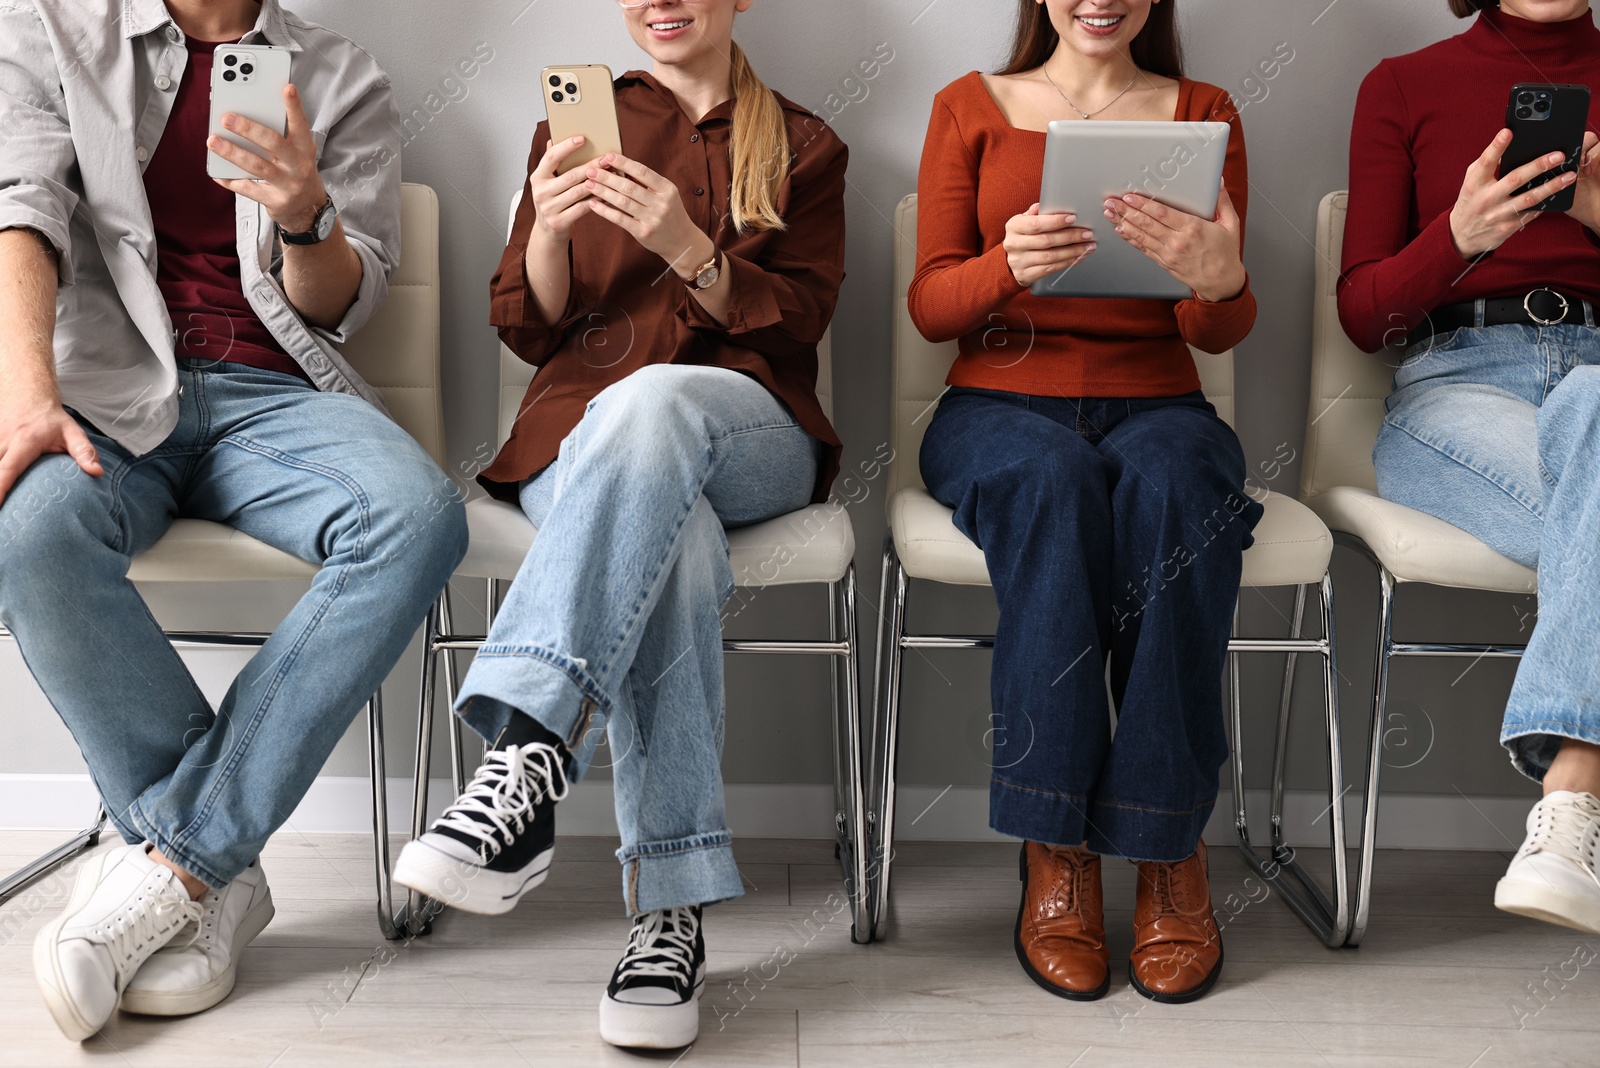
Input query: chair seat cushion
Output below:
<box><xmin>459</xmin><ymin>496</ymin><xmax>856</xmax><ymax>587</ymax></box>
<box><xmin>889</xmin><ymin>487</ymin><xmax>1331</xmax><ymax>589</ymax></box>
<box><xmin>125</xmin><ymin>519</ymin><xmax>318</xmax><ymax>583</ymax></box>
<box><xmin>1307</xmin><ymin>485</ymin><xmax>1537</xmax><ymax>593</ymax></box>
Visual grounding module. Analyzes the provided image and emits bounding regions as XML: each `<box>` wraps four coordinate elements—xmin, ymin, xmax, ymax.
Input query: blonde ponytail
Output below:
<box><xmin>728</xmin><ymin>43</ymin><xmax>789</xmax><ymax>234</ymax></box>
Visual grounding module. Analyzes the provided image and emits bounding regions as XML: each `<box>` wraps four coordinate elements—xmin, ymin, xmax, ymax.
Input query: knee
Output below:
<box><xmin>362</xmin><ymin>463</ymin><xmax>467</xmax><ymax>582</ymax></box>
<box><xmin>584</xmin><ymin>366</ymin><xmax>705</xmax><ymax>448</ymax></box>
<box><xmin>0</xmin><ymin>457</ymin><xmax>112</xmax><ymax>576</ymax></box>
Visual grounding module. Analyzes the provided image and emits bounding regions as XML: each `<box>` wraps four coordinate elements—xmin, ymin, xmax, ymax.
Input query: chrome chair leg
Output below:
<box><xmin>1346</xmin><ymin>563</ymin><xmax>1396</xmax><ymax>947</ymax></box>
<box><xmin>0</xmin><ymin>807</ymin><xmax>108</xmax><ymax>905</ymax></box>
<box><xmin>439</xmin><ymin>586</ymin><xmax>466</xmax><ymax>797</ymax></box>
<box><xmin>869</xmin><ymin>534</ymin><xmax>909</xmax><ymax>940</ymax></box>
<box><xmin>1270</xmin><ymin>585</ymin><xmax>1308</xmax><ymax>854</ymax></box>
<box><xmin>367</xmin><ymin>689</ymin><xmax>410</xmax><ymax>940</ymax></box>
<box><xmin>402</xmin><ymin>599</ymin><xmax>444</xmax><ymax>936</ymax></box>
<box><xmin>838</xmin><ymin>565</ymin><xmax>872</xmax><ymax>945</ymax></box>
<box><xmin>1229</xmin><ymin>575</ymin><xmax>1350</xmax><ymax>948</ymax></box>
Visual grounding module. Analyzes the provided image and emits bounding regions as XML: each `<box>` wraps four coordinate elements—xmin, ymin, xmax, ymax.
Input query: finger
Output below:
<box><xmin>584</xmin><ymin>179</ymin><xmax>644</xmax><ymax>217</ymax></box>
<box><xmin>1114</xmin><ymin>204</ymin><xmax>1175</xmax><ymax>248</ymax></box>
<box><xmin>0</xmin><ymin>450</ymin><xmax>23</xmax><ymax>505</ymax></box>
<box><xmin>208</xmin><ymin>135</ymin><xmax>275</xmax><ymax>180</ymax></box>
<box><xmin>1582</xmin><ymin>132</ymin><xmax>1600</xmax><ymax>175</ymax></box>
<box><xmin>1012</xmin><ymin>212</ymin><xmax>1076</xmax><ymax>235</ymax></box>
<box><xmin>544</xmin><ymin>180</ymin><xmax>593</xmax><ymax>216</ymax></box>
<box><xmin>1214</xmin><ymin>185</ymin><xmax>1239</xmax><ymax>227</ymax></box>
<box><xmin>537</xmin><ymin>165</ymin><xmax>591</xmax><ymax>202</ymax></box>
<box><xmin>537</xmin><ymin>135</ymin><xmax>588</xmax><ymax>179</ymax></box>
<box><xmin>1469</xmin><ymin>129</ymin><xmax>1513</xmax><ymax>180</ymax></box>
<box><xmin>584</xmin><ymin>165</ymin><xmax>650</xmax><ymax>205</ymax></box>
<box><xmin>220</xmin><ymin>111</ymin><xmax>287</xmax><ymax>157</ymax></box>
<box><xmin>1120</xmin><ymin>193</ymin><xmax>1180</xmax><ymax>228</ymax></box>
<box><xmin>1497</xmin><ymin>149</ymin><xmax>1571</xmax><ymax>199</ymax></box>
<box><xmin>1512</xmin><ymin>169</ymin><xmax>1578</xmax><ymax>213</ymax></box>
<box><xmin>1114</xmin><ymin>196</ymin><xmax>1183</xmax><ymax>238</ymax></box>
<box><xmin>1014</xmin><ymin>228</ymin><xmax>1096</xmax><ymax>252</ymax></box>
<box><xmin>214</xmin><ymin>177</ymin><xmax>271</xmax><ymax>204</ymax></box>
<box><xmin>586</xmin><ymin>198</ymin><xmax>642</xmax><ymax>235</ymax></box>
<box><xmin>61</xmin><ymin>422</ymin><xmax>102</xmax><ymax>477</ymax></box>
<box><xmin>549</xmin><ymin>198</ymin><xmax>594</xmax><ymax>230</ymax></box>
<box><xmin>283</xmin><ymin>85</ymin><xmax>314</xmax><ymax>150</ymax></box>
<box><xmin>606</xmin><ymin>154</ymin><xmax>663</xmax><ymax>191</ymax></box>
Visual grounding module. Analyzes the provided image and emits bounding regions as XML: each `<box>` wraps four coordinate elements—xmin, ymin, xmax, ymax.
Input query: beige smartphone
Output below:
<box><xmin>542</xmin><ymin>65</ymin><xmax>623</xmax><ymax>175</ymax></box>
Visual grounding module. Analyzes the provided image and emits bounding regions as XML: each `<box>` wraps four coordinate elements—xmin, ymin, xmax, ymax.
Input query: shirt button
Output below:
<box><xmin>155</xmin><ymin>75</ymin><xmax>172</xmax><ymax>91</ymax></box>
<box><xmin>690</xmin><ymin>133</ymin><xmax>700</xmax><ymax>143</ymax></box>
<box><xmin>136</xmin><ymin>146</ymin><xmax>149</xmax><ymax>162</ymax></box>
<box><xmin>166</xmin><ymin>26</ymin><xmax>180</xmax><ymax>42</ymax></box>
<box><xmin>694</xmin><ymin>187</ymin><xmax>705</xmax><ymax>197</ymax></box>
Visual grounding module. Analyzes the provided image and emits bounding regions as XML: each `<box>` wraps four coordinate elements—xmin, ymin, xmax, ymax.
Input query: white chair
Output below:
<box><xmin>1300</xmin><ymin>191</ymin><xmax>1536</xmax><ymax>946</ymax></box>
<box><xmin>871</xmin><ymin>193</ymin><xmax>1349</xmax><ymax>946</ymax></box>
<box><xmin>0</xmin><ymin>184</ymin><xmax>448</xmax><ymax>941</ymax></box>
<box><xmin>408</xmin><ymin>193</ymin><xmax>872</xmax><ymax>943</ymax></box>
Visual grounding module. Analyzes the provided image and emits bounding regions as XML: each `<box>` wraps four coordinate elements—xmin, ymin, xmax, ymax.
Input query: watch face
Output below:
<box><xmin>697</xmin><ymin>264</ymin><xmax>720</xmax><ymax>290</ymax></box>
<box><xmin>314</xmin><ymin>203</ymin><xmax>338</xmax><ymax>241</ymax></box>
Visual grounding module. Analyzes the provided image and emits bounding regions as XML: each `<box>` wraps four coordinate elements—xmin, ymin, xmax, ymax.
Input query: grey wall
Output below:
<box><xmin>2</xmin><ymin>0</ymin><xmax>1540</xmax><ymax>807</ymax></box>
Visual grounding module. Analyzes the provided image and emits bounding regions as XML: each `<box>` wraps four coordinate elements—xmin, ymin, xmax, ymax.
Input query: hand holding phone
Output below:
<box><xmin>208</xmin><ymin>44</ymin><xmax>292</xmax><ymax>180</ymax></box>
<box><xmin>542</xmin><ymin>65</ymin><xmax>623</xmax><ymax>176</ymax></box>
<box><xmin>1501</xmin><ymin>83</ymin><xmax>1590</xmax><ymax>213</ymax></box>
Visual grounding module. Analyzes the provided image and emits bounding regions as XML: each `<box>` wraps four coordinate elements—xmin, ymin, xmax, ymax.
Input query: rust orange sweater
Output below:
<box><xmin>910</xmin><ymin>72</ymin><xmax>1257</xmax><ymax>398</ymax></box>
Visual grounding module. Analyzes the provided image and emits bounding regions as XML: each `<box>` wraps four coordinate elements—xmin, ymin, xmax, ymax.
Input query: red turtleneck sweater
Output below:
<box><xmin>1339</xmin><ymin>8</ymin><xmax>1600</xmax><ymax>353</ymax></box>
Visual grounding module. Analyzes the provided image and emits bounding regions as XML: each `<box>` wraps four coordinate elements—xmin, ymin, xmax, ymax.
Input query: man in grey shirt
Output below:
<box><xmin>0</xmin><ymin>0</ymin><xmax>466</xmax><ymax>1040</ymax></box>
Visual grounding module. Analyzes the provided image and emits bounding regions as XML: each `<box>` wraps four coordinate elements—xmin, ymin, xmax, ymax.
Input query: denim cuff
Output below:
<box><xmin>124</xmin><ymin>797</ymin><xmax>231</xmax><ymax>891</ymax></box>
<box><xmin>1500</xmin><ymin>723</ymin><xmax>1600</xmax><ymax>782</ymax></box>
<box><xmin>454</xmin><ymin>643</ymin><xmax>608</xmax><ymax>779</ymax></box>
<box><xmin>989</xmin><ymin>775</ymin><xmax>1215</xmax><ymax>863</ymax></box>
<box><xmin>618</xmin><ymin>830</ymin><xmax>743</xmax><ymax>916</ymax></box>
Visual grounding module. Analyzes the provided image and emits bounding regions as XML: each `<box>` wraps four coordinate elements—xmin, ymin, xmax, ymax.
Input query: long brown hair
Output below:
<box><xmin>1449</xmin><ymin>0</ymin><xmax>1497</xmax><ymax>15</ymax></box>
<box><xmin>997</xmin><ymin>1</ymin><xmax>1184</xmax><ymax>79</ymax></box>
<box><xmin>728</xmin><ymin>42</ymin><xmax>789</xmax><ymax>234</ymax></box>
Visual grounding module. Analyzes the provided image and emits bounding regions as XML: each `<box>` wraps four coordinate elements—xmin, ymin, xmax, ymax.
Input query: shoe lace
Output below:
<box><xmin>1042</xmin><ymin>845</ymin><xmax>1092</xmax><ymax>913</ymax></box>
<box><xmin>89</xmin><ymin>881</ymin><xmax>204</xmax><ymax>974</ymax></box>
<box><xmin>1533</xmin><ymin>794</ymin><xmax>1600</xmax><ymax>865</ymax></box>
<box><xmin>435</xmin><ymin>743</ymin><xmax>570</xmax><ymax>861</ymax></box>
<box><xmin>615</xmin><ymin>907</ymin><xmax>699</xmax><ymax>986</ymax></box>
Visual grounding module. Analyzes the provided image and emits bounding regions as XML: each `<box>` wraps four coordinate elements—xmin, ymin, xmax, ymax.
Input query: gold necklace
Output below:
<box><xmin>1042</xmin><ymin>63</ymin><xmax>1140</xmax><ymax>120</ymax></box>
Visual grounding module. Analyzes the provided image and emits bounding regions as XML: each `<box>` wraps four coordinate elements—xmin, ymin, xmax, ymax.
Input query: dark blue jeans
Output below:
<box><xmin>921</xmin><ymin>388</ymin><xmax>1262</xmax><ymax>862</ymax></box>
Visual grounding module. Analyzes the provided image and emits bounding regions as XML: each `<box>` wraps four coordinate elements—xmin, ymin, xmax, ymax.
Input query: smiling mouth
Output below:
<box><xmin>1076</xmin><ymin>14</ymin><xmax>1125</xmax><ymax>29</ymax></box>
<box><xmin>648</xmin><ymin>18</ymin><xmax>693</xmax><ymax>31</ymax></box>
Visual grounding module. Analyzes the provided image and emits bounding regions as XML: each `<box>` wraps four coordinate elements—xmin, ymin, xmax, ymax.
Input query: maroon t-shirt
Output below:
<box><xmin>142</xmin><ymin>37</ymin><xmax>309</xmax><ymax>380</ymax></box>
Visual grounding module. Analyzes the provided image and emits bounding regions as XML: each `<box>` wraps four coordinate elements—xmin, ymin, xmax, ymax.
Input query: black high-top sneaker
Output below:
<box><xmin>598</xmin><ymin>905</ymin><xmax>706</xmax><ymax>1049</ymax></box>
<box><xmin>394</xmin><ymin>716</ymin><xmax>570</xmax><ymax>915</ymax></box>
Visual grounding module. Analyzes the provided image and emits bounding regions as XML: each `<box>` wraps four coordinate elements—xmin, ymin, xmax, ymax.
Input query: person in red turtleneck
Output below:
<box><xmin>1341</xmin><ymin>0</ymin><xmax>1600</xmax><ymax>938</ymax></box>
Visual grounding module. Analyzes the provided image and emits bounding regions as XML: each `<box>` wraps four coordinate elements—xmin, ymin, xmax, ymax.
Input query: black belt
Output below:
<box><xmin>1405</xmin><ymin>288</ymin><xmax>1594</xmax><ymax>348</ymax></box>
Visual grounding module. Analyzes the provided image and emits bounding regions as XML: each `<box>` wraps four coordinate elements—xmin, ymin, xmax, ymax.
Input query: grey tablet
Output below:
<box><xmin>1032</xmin><ymin>120</ymin><xmax>1231</xmax><ymax>300</ymax></box>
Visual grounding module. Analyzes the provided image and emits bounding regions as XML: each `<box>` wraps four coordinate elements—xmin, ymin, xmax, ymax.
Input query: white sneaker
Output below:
<box><xmin>1496</xmin><ymin>791</ymin><xmax>1600</xmax><ymax>933</ymax></box>
<box><xmin>121</xmin><ymin>858</ymin><xmax>274</xmax><ymax>1016</ymax></box>
<box><xmin>33</xmin><ymin>844</ymin><xmax>202</xmax><ymax>1041</ymax></box>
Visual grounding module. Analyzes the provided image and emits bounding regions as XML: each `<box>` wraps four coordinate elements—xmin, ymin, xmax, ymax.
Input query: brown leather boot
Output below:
<box><xmin>1130</xmin><ymin>839</ymin><xmax>1223</xmax><ymax>1003</ymax></box>
<box><xmin>1014</xmin><ymin>841</ymin><xmax>1109</xmax><ymax>1000</ymax></box>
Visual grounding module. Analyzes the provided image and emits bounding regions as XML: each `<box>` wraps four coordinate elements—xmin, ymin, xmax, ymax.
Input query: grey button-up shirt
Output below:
<box><xmin>0</xmin><ymin>0</ymin><xmax>402</xmax><ymax>455</ymax></box>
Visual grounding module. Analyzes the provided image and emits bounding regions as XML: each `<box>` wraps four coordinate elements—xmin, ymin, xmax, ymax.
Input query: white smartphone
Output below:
<box><xmin>208</xmin><ymin>44</ymin><xmax>292</xmax><ymax>181</ymax></box>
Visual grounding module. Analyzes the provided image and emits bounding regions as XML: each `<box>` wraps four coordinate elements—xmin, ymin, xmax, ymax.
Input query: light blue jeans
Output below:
<box><xmin>0</xmin><ymin>361</ymin><xmax>467</xmax><ymax>888</ymax></box>
<box><xmin>1374</xmin><ymin>318</ymin><xmax>1600</xmax><ymax>779</ymax></box>
<box><xmin>454</xmin><ymin>365</ymin><xmax>820</xmax><ymax>917</ymax></box>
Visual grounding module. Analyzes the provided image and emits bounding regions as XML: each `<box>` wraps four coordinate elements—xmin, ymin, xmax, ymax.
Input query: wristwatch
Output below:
<box><xmin>277</xmin><ymin>197</ymin><xmax>339</xmax><ymax>246</ymax></box>
<box><xmin>687</xmin><ymin>251</ymin><xmax>721</xmax><ymax>291</ymax></box>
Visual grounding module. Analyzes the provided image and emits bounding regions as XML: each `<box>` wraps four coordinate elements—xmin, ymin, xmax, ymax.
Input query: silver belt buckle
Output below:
<box><xmin>1524</xmin><ymin>288</ymin><xmax>1570</xmax><ymax>328</ymax></box>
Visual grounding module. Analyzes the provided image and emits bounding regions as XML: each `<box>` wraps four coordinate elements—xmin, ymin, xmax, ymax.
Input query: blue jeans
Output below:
<box><xmin>0</xmin><ymin>361</ymin><xmax>466</xmax><ymax>889</ymax></box>
<box><xmin>453</xmin><ymin>365</ymin><xmax>820</xmax><ymax>916</ymax></box>
<box><xmin>920</xmin><ymin>388</ymin><xmax>1262</xmax><ymax>862</ymax></box>
<box><xmin>1374</xmin><ymin>319</ymin><xmax>1600</xmax><ymax>780</ymax></box>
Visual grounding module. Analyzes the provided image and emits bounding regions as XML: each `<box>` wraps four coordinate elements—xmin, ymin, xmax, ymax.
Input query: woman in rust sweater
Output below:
<box><xmin>911</xmin><ymin>0</ymin><xmax>1259</xmax><ymax>1004</ymax></box>
<box><xmin>393</xmin><ymin>0</ymin><xmax>847</xmax><ymax>1050</ymax></box>
<box><xmin>1342</xmin><ymin>0</ymin><xmax>1600</xmax><ymax>938</ymax></box>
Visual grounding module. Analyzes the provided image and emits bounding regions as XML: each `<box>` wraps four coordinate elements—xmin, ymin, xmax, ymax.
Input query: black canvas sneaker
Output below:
<box><xmin>598</xmin><ymin>905</ymin><xmax>706</xmax><ymax>1049</ymax></box>
<box><xmin>394</xmin><ymin>738</ymin><xmax>569</xmax><ymax>915</ymax></box>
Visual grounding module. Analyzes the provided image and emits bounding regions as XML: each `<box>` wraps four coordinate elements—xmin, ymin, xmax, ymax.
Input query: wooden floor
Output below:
<box><xmin>2</xmin><ymin>832</ymin><xmax>1598</xmax><ymax>1067</ymax></box>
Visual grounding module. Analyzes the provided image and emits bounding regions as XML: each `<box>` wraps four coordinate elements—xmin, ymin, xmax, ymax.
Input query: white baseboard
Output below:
<box><xmin>0</xmin><ymin>774</ymin><xmax>1533</xmax><ymax>851</ymax></box>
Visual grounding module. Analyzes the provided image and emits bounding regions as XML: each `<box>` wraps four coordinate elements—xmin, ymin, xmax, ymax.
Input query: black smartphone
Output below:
<box><xmin>1502</xmin><ymin>82</ymin><xmax>1591</xmax><ymax>213</ymax></box>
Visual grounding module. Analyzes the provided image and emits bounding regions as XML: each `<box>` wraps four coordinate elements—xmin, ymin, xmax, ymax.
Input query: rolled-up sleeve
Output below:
<box><xmin>0</xmin><ymin>1</ymin><xmax>80</xmax><ymax>286</ymax></box>
<box><xmin>311</xmin><ymin>66</ymin><xmax>401</xmax><ymax>343</ymax></box>
<box><xmin>679</xmin><ymin>132</ymin><xmax>847</xmax><ymax>357</ymax></box>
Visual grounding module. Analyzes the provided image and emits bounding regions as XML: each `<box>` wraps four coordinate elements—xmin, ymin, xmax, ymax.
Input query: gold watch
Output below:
<box><xmin>687</xmin><ymin>251</ymin><xmax>722</xmax><ymax>291</ymax></box>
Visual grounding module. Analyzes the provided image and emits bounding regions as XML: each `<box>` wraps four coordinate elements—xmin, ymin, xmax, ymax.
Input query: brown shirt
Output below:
<box><xmin>483</xmin><ymin>71</ymin><xmax>848</xmax><ymax>503</ymax></box>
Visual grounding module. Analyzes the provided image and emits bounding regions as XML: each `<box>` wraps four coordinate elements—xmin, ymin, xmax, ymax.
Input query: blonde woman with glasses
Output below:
<box><xmin>393</xmin><ymin>0</ymin><xmax>848</xmax><ymax>1050</ymax></box>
